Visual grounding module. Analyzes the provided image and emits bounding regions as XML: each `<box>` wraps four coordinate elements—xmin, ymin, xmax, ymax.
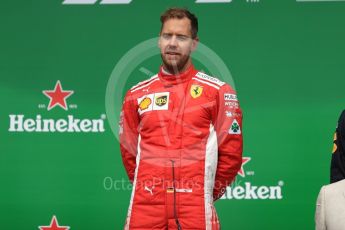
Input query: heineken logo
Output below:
<box><xmin>8</xmin><ymin>115</ymin><xmax>105</xmax><ymax>133</ymax></box>
<box><xmin>8</xmin><ymin>81</ymin><xmax>106</xmax><ymax>133</ymax></box>
<box><xmin>221</xmin><ymin>182</ymin><xmax>283</xmax><ymax>200</ymax></box>
<box><xmin>221</xmin><ymin>155</ymin><xmax>284</xmax><ymax>200</ymax></box>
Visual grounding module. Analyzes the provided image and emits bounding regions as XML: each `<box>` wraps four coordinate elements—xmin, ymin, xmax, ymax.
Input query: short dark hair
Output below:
<box><xmin>160</xmin><ymin>7</ymin><xmax>198</xmax><ymax>39</ymax></box>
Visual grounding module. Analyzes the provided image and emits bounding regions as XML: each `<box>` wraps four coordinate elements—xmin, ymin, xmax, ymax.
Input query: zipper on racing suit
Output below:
<box><xmin>171</xmin><ymin>160</ymin><xmax>182</xmax><ymax>230</ymax></box>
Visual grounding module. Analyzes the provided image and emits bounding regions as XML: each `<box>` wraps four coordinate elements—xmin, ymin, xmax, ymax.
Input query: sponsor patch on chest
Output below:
<box><xmin>190</xmin><ymin>84</ymin><xmax>203</xmax><ymax>98</ymax></box>
<box><xmin>137</xmin><ymin>92</ymin><xmax>170</xmax><ymax>114</ymax></box>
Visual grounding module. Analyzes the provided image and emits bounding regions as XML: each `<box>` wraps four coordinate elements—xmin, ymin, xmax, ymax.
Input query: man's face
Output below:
<box><xmin>158</xmin><ymin>17</ymin><xmax>198</xmax><ymax>73</ymax></box>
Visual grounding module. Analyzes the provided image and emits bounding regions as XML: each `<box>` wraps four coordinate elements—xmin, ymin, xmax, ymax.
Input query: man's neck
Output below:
<box><xmin>162</xmin><ymin>67</ymin><xmax>173</xmax><ymax>75</ymax></box>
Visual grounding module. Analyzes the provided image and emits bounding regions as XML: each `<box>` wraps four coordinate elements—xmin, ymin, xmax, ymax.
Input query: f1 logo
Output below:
<box><xmin>62</xmin><ymin>0</ymin><xmax>232</xmax><ymax>4</ymax></box>
<box><xmin>62</xmin><ymin>0</ymin><xmax>132</xmax><ymax>4</ymax></box>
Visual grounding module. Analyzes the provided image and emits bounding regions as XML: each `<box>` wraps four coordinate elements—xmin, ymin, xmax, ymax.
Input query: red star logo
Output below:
<box><xmin>38</xmin><ymin>216</ymin><xmax>70</xmax><ymax>230</ymax></box>
<box><xmin>43</xmin><ymin>81</ymin><xmax>73</xmax><ymax>111</ymax></box>
<box><xmin>237</xmin><ymin>157</ymin><xmax>251</xmax><ymax>177</ymax></box>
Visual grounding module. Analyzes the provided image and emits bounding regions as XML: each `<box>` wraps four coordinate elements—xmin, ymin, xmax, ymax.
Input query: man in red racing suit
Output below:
<box><xmin>119</xmin><ymin>8</ymin><xmax>243</xmax><ymax>230</ymax></box>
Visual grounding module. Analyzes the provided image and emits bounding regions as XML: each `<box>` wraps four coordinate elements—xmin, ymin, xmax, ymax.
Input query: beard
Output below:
<box><xmin>160</xmin><ymin>52</ymin><xmax>190</xmax><ymax>75</ymax></box>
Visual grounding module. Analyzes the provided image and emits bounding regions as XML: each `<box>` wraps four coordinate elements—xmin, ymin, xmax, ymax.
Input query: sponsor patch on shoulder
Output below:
<box><xmin>225</xmin><ymin>111</ymin><xmax>242</xmax><ymax>118</ymax></box>
<box><xmin>229</xmin><ymin>119</ymin><xmax>241</xmax><ymax>134</ymax></box>
<box><xmin>225</xmin><ymin>101</ymin><xmax>239</xmax><ymax>109</ymax></box>
<box><xmin>225</xmin><ymin>111</ymin><xmax>233</xmax><ymax>117</ymax></box>
<box><xmin>224</xmin><ymin>93</ymin><xmax>237</xmax><ymax>101</ymax></box>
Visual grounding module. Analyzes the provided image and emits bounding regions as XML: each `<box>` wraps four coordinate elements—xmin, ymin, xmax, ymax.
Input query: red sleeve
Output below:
<box><xmin>212</xmin><ymin>84</ymin><xmax>243</xmax><ymax>201</ymax></box>
<box><xmin>119</xmin><ymin>90</ymin><xmax>139</xmax><ymax>183</ymax></box>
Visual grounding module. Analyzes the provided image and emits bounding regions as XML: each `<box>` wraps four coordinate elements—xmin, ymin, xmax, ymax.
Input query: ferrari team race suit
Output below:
<box><xmin>119</xmin><ymin>64</ymin><xmax>243</xmax><ymax>230</ymax></box>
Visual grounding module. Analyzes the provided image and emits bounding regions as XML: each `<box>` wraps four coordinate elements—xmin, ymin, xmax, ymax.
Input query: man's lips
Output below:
<box><xmin>165</xmin><ymin>51</ymin><xmax>180</xmax><ymax>55</ymax></box>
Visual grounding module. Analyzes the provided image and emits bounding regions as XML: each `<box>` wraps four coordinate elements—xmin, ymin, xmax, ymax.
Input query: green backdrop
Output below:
<box><xmin>1</xmin><ymin>0</ymin><xmax>345</xmax><ymax>229</ymax></box>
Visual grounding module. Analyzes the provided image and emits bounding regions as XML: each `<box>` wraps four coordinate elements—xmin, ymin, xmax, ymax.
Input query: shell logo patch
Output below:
<box><xmin>139</xmin><ymin>97</ymin><xmax>152</xmax><ymax>111</ymax></box>
<box><xmin>190</xmin><ymin>85</ymin><xmax>203</xmax><ymax>98</ymax></box>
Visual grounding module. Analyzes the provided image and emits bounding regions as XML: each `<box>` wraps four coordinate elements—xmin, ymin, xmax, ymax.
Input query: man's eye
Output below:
<box><xmin>177</xmin><ymin>35</ymin><xmax>188</xmax><ymax>41</ymax></box>
<box><xmin>162</xmin><ymin>34</ymin><xmax>172</xmax><ymax>40</ymax></box>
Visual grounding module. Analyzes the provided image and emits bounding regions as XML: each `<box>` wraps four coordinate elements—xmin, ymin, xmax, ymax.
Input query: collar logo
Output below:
<box><xmin>43</xmin><ymin>81</ymin><xmax>73</xmax><ymax>111</ymax></box>
<box><xmin>190</xmin><ymin>84</ymin><xmax>203</xmax><ymax>98</ymax></box>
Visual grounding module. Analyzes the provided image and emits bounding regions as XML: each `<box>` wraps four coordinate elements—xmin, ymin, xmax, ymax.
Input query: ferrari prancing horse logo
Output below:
<box><xmin>190</xmin><ymin>85</ymin><xmax>203</xmax><ymax>98</ymax></box>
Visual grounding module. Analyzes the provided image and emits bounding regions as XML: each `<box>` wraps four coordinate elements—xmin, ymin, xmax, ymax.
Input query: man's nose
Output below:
<box><xmin>168</xmin><ymin>35</ymin><xmax>178</xmax><ymax>46</ymax></box>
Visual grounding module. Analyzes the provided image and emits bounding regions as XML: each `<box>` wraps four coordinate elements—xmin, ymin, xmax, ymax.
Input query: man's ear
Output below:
<box><xmin>191</xmin><ymin>37</ymin><xmax>199</xmax><ymax>52</ymax></box>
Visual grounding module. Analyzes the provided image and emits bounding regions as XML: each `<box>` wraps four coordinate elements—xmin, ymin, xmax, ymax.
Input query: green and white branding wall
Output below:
<box><xmin>1</xmin><ymin>0</ymin><xmax>345</xmax><ymax>229</ymax></box>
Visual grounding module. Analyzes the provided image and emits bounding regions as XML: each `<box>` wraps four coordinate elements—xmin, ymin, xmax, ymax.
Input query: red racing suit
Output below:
<box><xmin>119</xmin><ymin>64</ymin><xmax>243</xmax><ymax>230</ymax></box>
